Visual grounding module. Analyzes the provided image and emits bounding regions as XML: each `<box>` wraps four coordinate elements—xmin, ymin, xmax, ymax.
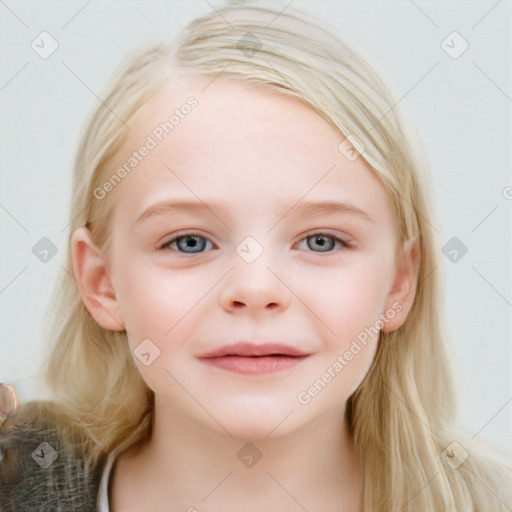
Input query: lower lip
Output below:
<box><xmin>199</xmin><ymin>355</ymin><xmax>309</xmax><ymax>375</ymax></box>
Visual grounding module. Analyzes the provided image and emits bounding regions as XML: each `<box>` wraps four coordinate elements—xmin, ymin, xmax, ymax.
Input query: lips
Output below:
<box><xmin>198</xmin><ymin>342</ymin><xmax>310</xmax><ymax>375</ymax></box>
<box><xmin>199</xmin><ymin>342</ymin><xmax>309</xmax><ymax>358</ymax></box>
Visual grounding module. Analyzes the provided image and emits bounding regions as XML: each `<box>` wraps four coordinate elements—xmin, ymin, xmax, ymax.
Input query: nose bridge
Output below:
<box><xmin>235</xmin><ymin>234</ymin><xmax>268</xmax><ymax>266</ymax></box>
<box><xmin>234</xmin><ymin>234</ymin><xmax>280</xmax><ymax>289</ymax></box>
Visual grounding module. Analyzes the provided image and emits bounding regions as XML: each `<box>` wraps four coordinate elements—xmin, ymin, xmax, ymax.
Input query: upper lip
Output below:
<box><xmin>199</xmin><ymin>342</ymin><xmax>309</xmax><ymax>358</ymax></box>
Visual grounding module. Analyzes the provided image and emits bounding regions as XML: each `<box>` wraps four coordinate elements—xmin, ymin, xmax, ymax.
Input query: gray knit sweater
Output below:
<box><xmin>0</xmin><ymin>400</ymin><xmax>105</xmax><ymax>511</ymax></box>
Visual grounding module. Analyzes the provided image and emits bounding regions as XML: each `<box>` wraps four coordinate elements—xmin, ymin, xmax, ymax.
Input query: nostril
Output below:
<box><xmin>230</xmin><ymin>301</ymin><xmax>280</xmax><ymax>310</ymax></box>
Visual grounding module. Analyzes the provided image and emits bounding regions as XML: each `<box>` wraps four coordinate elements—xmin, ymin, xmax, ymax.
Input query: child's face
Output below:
<box><xmin>91</xmin><ymin>77</ymin><xmax>407</xmax><ymax>438</ymax></box>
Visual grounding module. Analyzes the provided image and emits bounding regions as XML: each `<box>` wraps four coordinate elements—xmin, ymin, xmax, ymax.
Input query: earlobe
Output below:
<box><xmin>71</xmin><ymin>226</ymin><xmax>125</xmax><ymax>331</ymax></box>
<box><xmin>381</xmin><ymin>238</ymin><xmax>420</xmax><ymax>333</ymax></box>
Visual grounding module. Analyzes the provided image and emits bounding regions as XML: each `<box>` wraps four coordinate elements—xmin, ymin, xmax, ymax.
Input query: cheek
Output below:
<box><xmin>112</xmin><ymin>266</ymin><xmax>212</xmax><ymax>393</ymax></box>
<box><xmin>112</xmin><ymin>262</ymin><xmax>213</xmax><ymax>345</ymax></box>
<box><xmin>292</xmin><ymin>257</ymin><xmax>387</xmax><ymax>404</ymax></box>
<box><xmin>294</xmin><ymin>253</ymin><xmax>394</xmax><ymax>349</ymax></box>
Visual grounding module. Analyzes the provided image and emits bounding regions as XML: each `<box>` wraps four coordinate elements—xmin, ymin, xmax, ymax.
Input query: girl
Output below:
<box><xmin>1</xmin><ymin>2</ymin><xmax>511</xmax><ymax>511</ymax></box>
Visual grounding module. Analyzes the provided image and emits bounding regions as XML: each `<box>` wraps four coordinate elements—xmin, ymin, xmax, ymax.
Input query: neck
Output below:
<box><xmin>111</xmin><ymin>396</ymin><xmax>363</xmax><ymax>511</ymax></box>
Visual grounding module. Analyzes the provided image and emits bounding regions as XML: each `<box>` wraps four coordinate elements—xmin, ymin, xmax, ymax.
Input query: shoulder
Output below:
<box><xmin>0</xmin><ymin>400</ymin><xmax>107</xmax><ymax>512</ymax></box>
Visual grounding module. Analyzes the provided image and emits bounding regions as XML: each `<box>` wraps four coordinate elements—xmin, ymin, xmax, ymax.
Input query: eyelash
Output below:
<box><xmin>157</xmin><ymin>231</ymin><xmax>352</xmax><ymax>254</ymax></box>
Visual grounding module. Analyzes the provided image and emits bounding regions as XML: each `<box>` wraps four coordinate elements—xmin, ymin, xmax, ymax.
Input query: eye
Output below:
<box><xmin>297</xmin><ymin>232</ymin><xmax>351</xmax><ymax>253</ymax></box>
<box><xmin>157</xmin><ymin>231</ymin><xmax>351</xmax><ymax>255</ymax></box>
<box><xmin>158</xmin><ymin>232</ymin><xmax>215</xmax><ymax>254</ymax></box>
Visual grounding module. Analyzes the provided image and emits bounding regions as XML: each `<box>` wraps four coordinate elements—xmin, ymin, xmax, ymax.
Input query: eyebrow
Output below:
<box><xmin>135</xmin><ymin>199</ymin><xmax>374</xmax><ymax>225</ymax></box>
<box><xmin>284</xmin><ymin>200</ymin><xmax>374</xmax><ymax>224</ymax></box>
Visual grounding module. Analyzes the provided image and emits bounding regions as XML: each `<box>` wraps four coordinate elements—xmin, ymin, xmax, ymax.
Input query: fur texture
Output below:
<box><xmin>0</xmin><ymin>401</ymin><xmax>105</xmax><ymax>512</ymax></box>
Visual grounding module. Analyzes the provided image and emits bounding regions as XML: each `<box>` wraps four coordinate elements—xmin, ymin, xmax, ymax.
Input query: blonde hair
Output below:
<box><xmin>40</xmin><ymin>2</ymin><xmax>511</xmax><ymax>510</ymax></box>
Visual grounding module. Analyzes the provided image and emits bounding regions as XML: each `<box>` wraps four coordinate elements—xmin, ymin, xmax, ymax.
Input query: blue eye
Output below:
<box><xmin>158</xmin><ymin>232</ymin><xmax>350</xmax><ymax>255</ymax></box>
<box><xmin>159</xmin><ymin>233</ymin><xmax>214</xmax><ymax>254</ymax></box>
<box><xmin>299</xmin><ymin>233</ymin><xmax>350</xmax><ymax>253</ymax></box>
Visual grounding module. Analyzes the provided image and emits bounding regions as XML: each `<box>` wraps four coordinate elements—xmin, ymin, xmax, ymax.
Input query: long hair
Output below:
<box><xmin>39</xmin><ymin>3</ymin><xmax>511</xmax><ymax>509</ymax></box>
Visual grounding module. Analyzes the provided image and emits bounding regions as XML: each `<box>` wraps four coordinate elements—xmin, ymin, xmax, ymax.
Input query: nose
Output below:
<box><xmin>218</xmin><ymin>255</ymin><xmax>292</xmax><ymax>315</ymax></box>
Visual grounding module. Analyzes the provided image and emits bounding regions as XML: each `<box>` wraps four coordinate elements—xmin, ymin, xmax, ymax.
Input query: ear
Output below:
<box><xmin>70</xmin><ymin>226</ymin><xmax>125</xmax><ymax>331</ymax></box>
<box><xmin>381</xmin><ymin>237</ymin><xmax>420</xmax><ymax>333</ymax></box>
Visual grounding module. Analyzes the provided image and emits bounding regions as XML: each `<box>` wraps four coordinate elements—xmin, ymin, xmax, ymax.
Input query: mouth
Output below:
<box><xmin>197</xmin><ymin>342</ymin><xmax>311</xmax><ymax>375</ymax></box>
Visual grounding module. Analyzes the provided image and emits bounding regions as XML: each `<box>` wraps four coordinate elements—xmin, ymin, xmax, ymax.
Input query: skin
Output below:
<box><xmin>72</xmin><ymin>77</ymin><xmax>418</xmax><ymax>511</ymax></box>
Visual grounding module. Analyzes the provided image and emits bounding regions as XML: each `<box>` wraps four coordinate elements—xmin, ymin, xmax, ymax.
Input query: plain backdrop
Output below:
<box><xmin>1</xmin><ymin>0</ymin><xmax>511</xmax><ymax>455</ymax></box>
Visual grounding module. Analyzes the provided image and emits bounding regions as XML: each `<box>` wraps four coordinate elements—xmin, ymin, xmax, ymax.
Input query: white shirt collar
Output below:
<box><xmin>97</xmin><ymin>449</ymin><xmax>118</xmax><ymax>512</ymax></box>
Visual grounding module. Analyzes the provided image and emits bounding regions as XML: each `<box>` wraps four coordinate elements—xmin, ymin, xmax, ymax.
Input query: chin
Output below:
<box><xmin>223</xmin><ymin>420</ymin><xmax>291</xmax><ymax>442</ymax></box>
<box><xmin>211</xmin><ymin>399</ymin><xmax>299</xmax><ymax>440</ymax></box>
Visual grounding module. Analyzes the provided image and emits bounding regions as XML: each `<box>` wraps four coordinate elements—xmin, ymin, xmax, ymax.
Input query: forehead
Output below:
<box><xmin>108</xmin><ymin>76</ymin><xmax>393</xmax><ymax>229</ymax></box>
<box><xmin>135</xmin><ymin>76</ymin><xmax>342</xmax><ymax>165</ymax></box>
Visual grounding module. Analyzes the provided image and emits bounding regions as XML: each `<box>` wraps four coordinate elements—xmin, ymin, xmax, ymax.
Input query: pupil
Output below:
<box><xmin>309</xmin><ymin>235</ymin><xmax>333</xmax><ymax>252</ymax></box>
<box><xmin>178</xmin><ymin>236</ymin><xmax>204</xmax><ymax>252</ymax></box>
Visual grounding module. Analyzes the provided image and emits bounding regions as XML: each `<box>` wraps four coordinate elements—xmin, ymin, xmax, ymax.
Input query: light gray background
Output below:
<box><xmin>1</xmin><ymin>0</ymin><xmax>511</xmax><ymax>455</ymax></box>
